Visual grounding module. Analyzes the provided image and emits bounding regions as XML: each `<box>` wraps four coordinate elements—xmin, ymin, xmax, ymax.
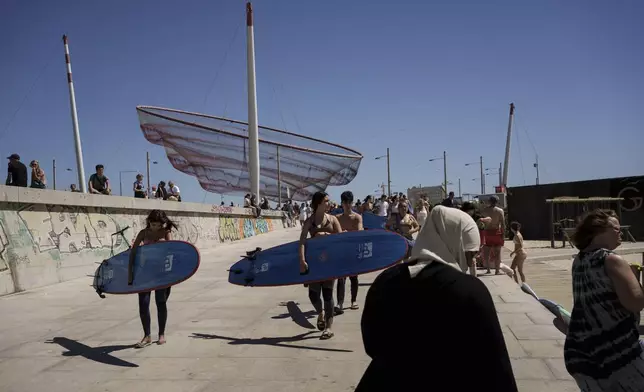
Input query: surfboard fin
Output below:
<box><xmin>245</xmin><ymin>247</ymin><xmax>262</xmax><ymax>260</ymax></box>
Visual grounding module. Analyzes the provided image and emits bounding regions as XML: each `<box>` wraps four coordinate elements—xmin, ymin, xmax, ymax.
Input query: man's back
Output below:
<box><xmin>7</xmin><ymin>160</ymin><xmax>27</xmax><ymax>187</ymax></box>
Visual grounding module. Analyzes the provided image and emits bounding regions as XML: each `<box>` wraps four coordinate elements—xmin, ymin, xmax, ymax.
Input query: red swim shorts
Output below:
<box><xmin>483</xmin><ymin>229</ymin><xmax>504</xmax><ymax>247</ymax></box>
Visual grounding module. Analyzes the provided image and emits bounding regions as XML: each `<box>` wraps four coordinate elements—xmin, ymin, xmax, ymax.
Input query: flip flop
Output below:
<box><xmin>320</xmin><ymin>330</ymin><xmax>334</xmax><ymax>340</ymax></box>
<box><xmin>135</xmin><ymin>339</ymin><xmax>151</xmax><ymax>349</ymax></box>
<box><xmin>316</xmin><ymin>316</ymin><xmax>326</xmax><ymax>331</ymax></box>
<box><xmin>350</xmin><ymin>303</ymin><xmax>359</xmax><ymax>310</ymax></box>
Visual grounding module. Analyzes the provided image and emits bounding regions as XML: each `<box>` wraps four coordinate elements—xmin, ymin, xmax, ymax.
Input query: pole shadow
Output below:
<box><xmin>45</xmin><ymin>337</ymin><xmax>138</xmax><ymax>368</ymax></box>
<box><xmin>190</xmin><ymin>332</ymin><xmax>353</xmax><ymax>353</ymax></box>
<box><xmin>271</xmin><ymin>301</ymin><xmax>317</xmax><ymax>329</ymax></box>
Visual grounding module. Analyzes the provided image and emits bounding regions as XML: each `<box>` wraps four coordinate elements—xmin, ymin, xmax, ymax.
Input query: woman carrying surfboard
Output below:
<box><xmin>299</xmin><ymin>191</ymin><xmax>342</xmax><ymax>340</ymax></box>
<box><xmin>128</xmin><ymin>209</ymin><xmax>178</xmax><ymax>348</ymax></box>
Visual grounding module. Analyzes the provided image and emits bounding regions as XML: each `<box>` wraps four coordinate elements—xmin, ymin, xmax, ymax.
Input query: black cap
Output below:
<box><xmin>7</xmin><ymin>153</ymin><xmax>20</xmax><ymax>160</ymax></box>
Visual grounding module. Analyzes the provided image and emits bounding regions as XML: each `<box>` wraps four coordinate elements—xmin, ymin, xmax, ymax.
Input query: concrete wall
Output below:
<box><xmin>0</xmin><ymin>185</ymin><xmax>287</xmax><ymax>296</ymax></box>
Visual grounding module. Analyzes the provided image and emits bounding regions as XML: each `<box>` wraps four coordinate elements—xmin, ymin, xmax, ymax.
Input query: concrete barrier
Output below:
<box><xmin>0</xmin><ymin>185</ymin><xmax>288</xmax><ymax>296</ymax></box>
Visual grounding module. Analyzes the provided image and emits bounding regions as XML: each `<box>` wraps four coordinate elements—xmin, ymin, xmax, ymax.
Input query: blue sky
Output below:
<box><xmin>2</xmin><ymin>0</ymin><xmax>643</xmax><ymax>205</ymax></box>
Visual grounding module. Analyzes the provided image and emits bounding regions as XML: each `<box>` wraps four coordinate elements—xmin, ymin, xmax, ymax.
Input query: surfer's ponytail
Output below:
<box><xmin>311</xmin><ymin>191</ymin><xmax>328</xmax><ymax>213</ymax></box>
<box><xmin>146</xmin><ymin>209</ymin><xmax>179</xmax><ymax>231</ymax></box>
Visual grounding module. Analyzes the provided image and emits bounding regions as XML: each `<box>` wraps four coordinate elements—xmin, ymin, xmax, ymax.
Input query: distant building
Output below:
<box><xmin>407</xmin><ymin>185</ymin><xmax>444</xmax><ymax>206</ymax></box>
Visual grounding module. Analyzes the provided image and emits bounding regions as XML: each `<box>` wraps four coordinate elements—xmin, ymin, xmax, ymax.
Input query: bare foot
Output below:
<box><xmin>158</xmin><ymin>335</ymin><xmax>166</xmax><ymax>345</ymax></box>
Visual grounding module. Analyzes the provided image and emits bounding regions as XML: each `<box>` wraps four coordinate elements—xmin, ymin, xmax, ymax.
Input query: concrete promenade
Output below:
<box><xmin>2</xmin><ymin>229</ymin><xmax>641</xmax><ymax>391</ymax></box>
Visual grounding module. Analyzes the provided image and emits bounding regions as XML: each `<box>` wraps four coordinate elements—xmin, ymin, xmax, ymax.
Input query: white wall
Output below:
<box><xmin>0</xmin><ymin>186</ymin><xmax>287</xmax><ymax>296</ymax></box>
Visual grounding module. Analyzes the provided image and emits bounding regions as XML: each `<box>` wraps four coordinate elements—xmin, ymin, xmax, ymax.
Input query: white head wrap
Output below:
<box><xmin>407</xmin><ymin>205</ymin><xmax>481</xmax><ymax>278</ymax></box>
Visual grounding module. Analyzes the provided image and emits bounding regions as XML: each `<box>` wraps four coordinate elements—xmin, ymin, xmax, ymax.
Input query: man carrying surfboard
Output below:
<box><xmin>334</xmin><ymin>191</ymin><xmax>364</xmax><ymax>315</ymax></box>
<box><xmin>299</xmin><ymin>191</ymin><xmax>342</xmax><ymax>340</ymax></box>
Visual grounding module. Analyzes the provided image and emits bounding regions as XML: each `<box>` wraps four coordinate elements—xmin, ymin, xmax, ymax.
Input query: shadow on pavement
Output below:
<box><xmin>190</xmin><ymin>332</ymin><xmax>353</xmax><ymax>353</ymax></box>
<box><xmin>45</xmin><ymin>337</ymin><xmax>138</xmax><ymax>367</ymax></box>
<box><xmin>272</xmin><ymin>301</ymin><xmax>316</xmax><ymax>329</ymax></box>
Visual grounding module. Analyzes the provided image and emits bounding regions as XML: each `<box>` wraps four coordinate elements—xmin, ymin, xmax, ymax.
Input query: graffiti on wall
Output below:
<box><xmin>1</xmin><ymin>204</ymin><xmax>283</xmax><ymax>259</ymax></box>
<box><xmin>18</xmin><ymin>204</ymin><xmax>123</xmax><ymax>254</ymax></box>
<box><xmin>0</xmin><ymin>221</ymin><xmax>8</xmax><ymax>272</ymax></box>
<box><xmin>217</xmin><ymin>216</ymin><xmax>276</xmax><ymax>243</ymax></box>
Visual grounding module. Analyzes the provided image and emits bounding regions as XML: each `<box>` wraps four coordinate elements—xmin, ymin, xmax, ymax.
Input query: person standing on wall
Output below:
<box><xmin>5</xmin><ymin>153</ymin><xmax>27</xmax><ymax>187</ymax></box>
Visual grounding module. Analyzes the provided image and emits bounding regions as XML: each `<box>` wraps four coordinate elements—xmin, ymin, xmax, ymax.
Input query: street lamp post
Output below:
<box><xmin>534</xmin><ymin>155</ymin><xmax>540</xmax><ymax>185</ymax></box>
<box><xmin>465</xmin><ymin>156</ymin><xmax>485</xmax><ymax>195</ymax></box>
<box><xmin>429</xmin><ymin>151</ymin><xmax>448</xmax><ymax>198</ymax></box>
<box><xmin>375</xmin><ymin>148</ymin><xmax>391</xmax><ymax>197</ymax></box>
<box><xmin>146</xmin><ymin>152</ymin><xmax>158</xmax><ymax>196</ymax></box>
<box><xmin>53</xmin><ymin>159</ymin><xmax>57</xmax><ymax>190</ymax></box>
<box><xmin>119</xmin><ymin>170</ymin><xmax>138</xmax><ymax>196</ymax></box>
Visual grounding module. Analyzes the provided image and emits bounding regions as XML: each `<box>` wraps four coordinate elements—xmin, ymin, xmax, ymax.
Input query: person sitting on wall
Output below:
<box><xmin>88</xmin><ymin>164</ymin><xmax>111</xmax><ymax>195</ymax></box>
<box><xmin>155</xmin><ymin>181</ymin><xmax>168</xmax><ymax>200</ymax></box>
<box><xmin>167</xmin><ymin>181</ymin><xmax>181</xmax><ymax>202</ymax></box>
<box><xmin>29</xmin><ymin>160</ymin><xmax>47</xmax><ymax>189</ymax></box>
<box><xmin>5</xmin><ymin>153</ymin><xmax>27</xmax><ymax>187</ymax></box>
<box><xmin>133</xmin><ymin>174</ymin><xmax>146</xmax><ymax>199</ymax></box>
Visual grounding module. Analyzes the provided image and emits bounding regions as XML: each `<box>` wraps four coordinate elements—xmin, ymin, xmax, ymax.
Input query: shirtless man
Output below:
<box><xmin>334</xmin><ymin>191</ymin><xmax>364</xmax><ymax>314</ymax></box>
<box><xmin>481</xmin><ymin>195</ymin><xmax>505</xmax><ymax>275</ymax></box>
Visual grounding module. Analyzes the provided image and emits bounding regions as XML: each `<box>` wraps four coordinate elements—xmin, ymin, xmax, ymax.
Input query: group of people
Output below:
<box><xmin>6</xmin><ymin>153</ymin><xmax>47</xmax><ymax>189</ymax></box>
<box><xmin>98</xmin><ymin>185</ymin><xmax>640</xmax><ymax>391</ymax></box>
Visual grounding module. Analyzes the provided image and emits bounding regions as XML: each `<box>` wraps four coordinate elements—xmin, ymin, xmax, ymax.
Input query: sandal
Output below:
<box><xmin>135</xmin><ymin>337</ymin><xmax>152</xmax><ymax>348</ymax></box>
<box><xmin>350</xmin><ymin>302</ymin><xmax>359</xmax><ymax>310</ymax></box>
<box><xmin>320</xmin><ymin>330</ymin><xmax>334</xmax><ymax>340</ymax></box>
<box><xmin>316</xmin><ymin>315</ymin><xmax>326</xmax><ymax>331</ymax></box>
<box><xmin>157</xmin><ymin>335</ymin><xmax>166</xmax><ymax>345</ymax></box>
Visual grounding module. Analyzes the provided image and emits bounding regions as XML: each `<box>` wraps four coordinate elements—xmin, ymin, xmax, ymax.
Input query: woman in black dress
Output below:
<box><xmin>356</xmin><ymin>205</ymin><xmax>518</xmax><ymax>391</ymax></box>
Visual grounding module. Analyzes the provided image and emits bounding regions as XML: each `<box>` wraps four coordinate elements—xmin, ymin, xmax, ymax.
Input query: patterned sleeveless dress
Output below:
<box><xmin>564</xmin><ymin>248</ymin><xmax>644</xmax><ymax>391</ymax></box>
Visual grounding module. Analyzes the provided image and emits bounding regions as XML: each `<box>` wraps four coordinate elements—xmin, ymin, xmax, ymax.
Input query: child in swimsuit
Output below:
<box><xmin>129</xmin><ymin>209</ymin><xmax>178</xmax><ymax>348</ymax></box>
<box><xmin>509</xmin><ymin>222</ymin><xmax>527</xmax><ymax>284</ymax></box>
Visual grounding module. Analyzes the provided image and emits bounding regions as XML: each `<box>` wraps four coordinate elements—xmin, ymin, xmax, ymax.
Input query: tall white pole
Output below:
<box><xmin>246</xmin><ymin>3</ymin><xmax>261</xmax><ymax>201</ymax></box>
<box><xmin>276</xmin><ymin>145</ymin><xmax>282</xmax><ymax>206</ymax></box>
<box><xmin>502</xmin><ymin>103</ymin><xmax>515</xmax><ymax>188</ymax></box>
<box><xmin>62</xmin><ymin>35</ymin><xmax>87</xmax><ymax>193</ymax></box>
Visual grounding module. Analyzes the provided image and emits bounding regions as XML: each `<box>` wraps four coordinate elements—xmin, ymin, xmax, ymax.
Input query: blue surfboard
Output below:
<box><xmin>362</xmin><ymin>211</ymin><xmax>387</xmax><ymax>230</ymax></box>
<box><xmin>228</xmin><ymin>229</ymin><xmax>409</xmax><ymax>287</ymax></box>
<box><xmin>93</xmin><ymin>241</ymin><xmax>200</xmax><ymax>295</ymax></box>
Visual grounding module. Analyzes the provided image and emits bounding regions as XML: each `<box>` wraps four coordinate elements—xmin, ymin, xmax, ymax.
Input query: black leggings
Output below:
<box><xmin>337</xmin><ymin>276</ymin><xmax>359</xmax><ymax>306</ymax></box>
<box><xmin>308</xmin><ymin>283</ymin><xmax>334</xmax><ymax>325</ymax></box>
<box><xmin>138</xmin><ymin>287</ymin><xmax>171</xmax><ymax>337</ymax></box>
